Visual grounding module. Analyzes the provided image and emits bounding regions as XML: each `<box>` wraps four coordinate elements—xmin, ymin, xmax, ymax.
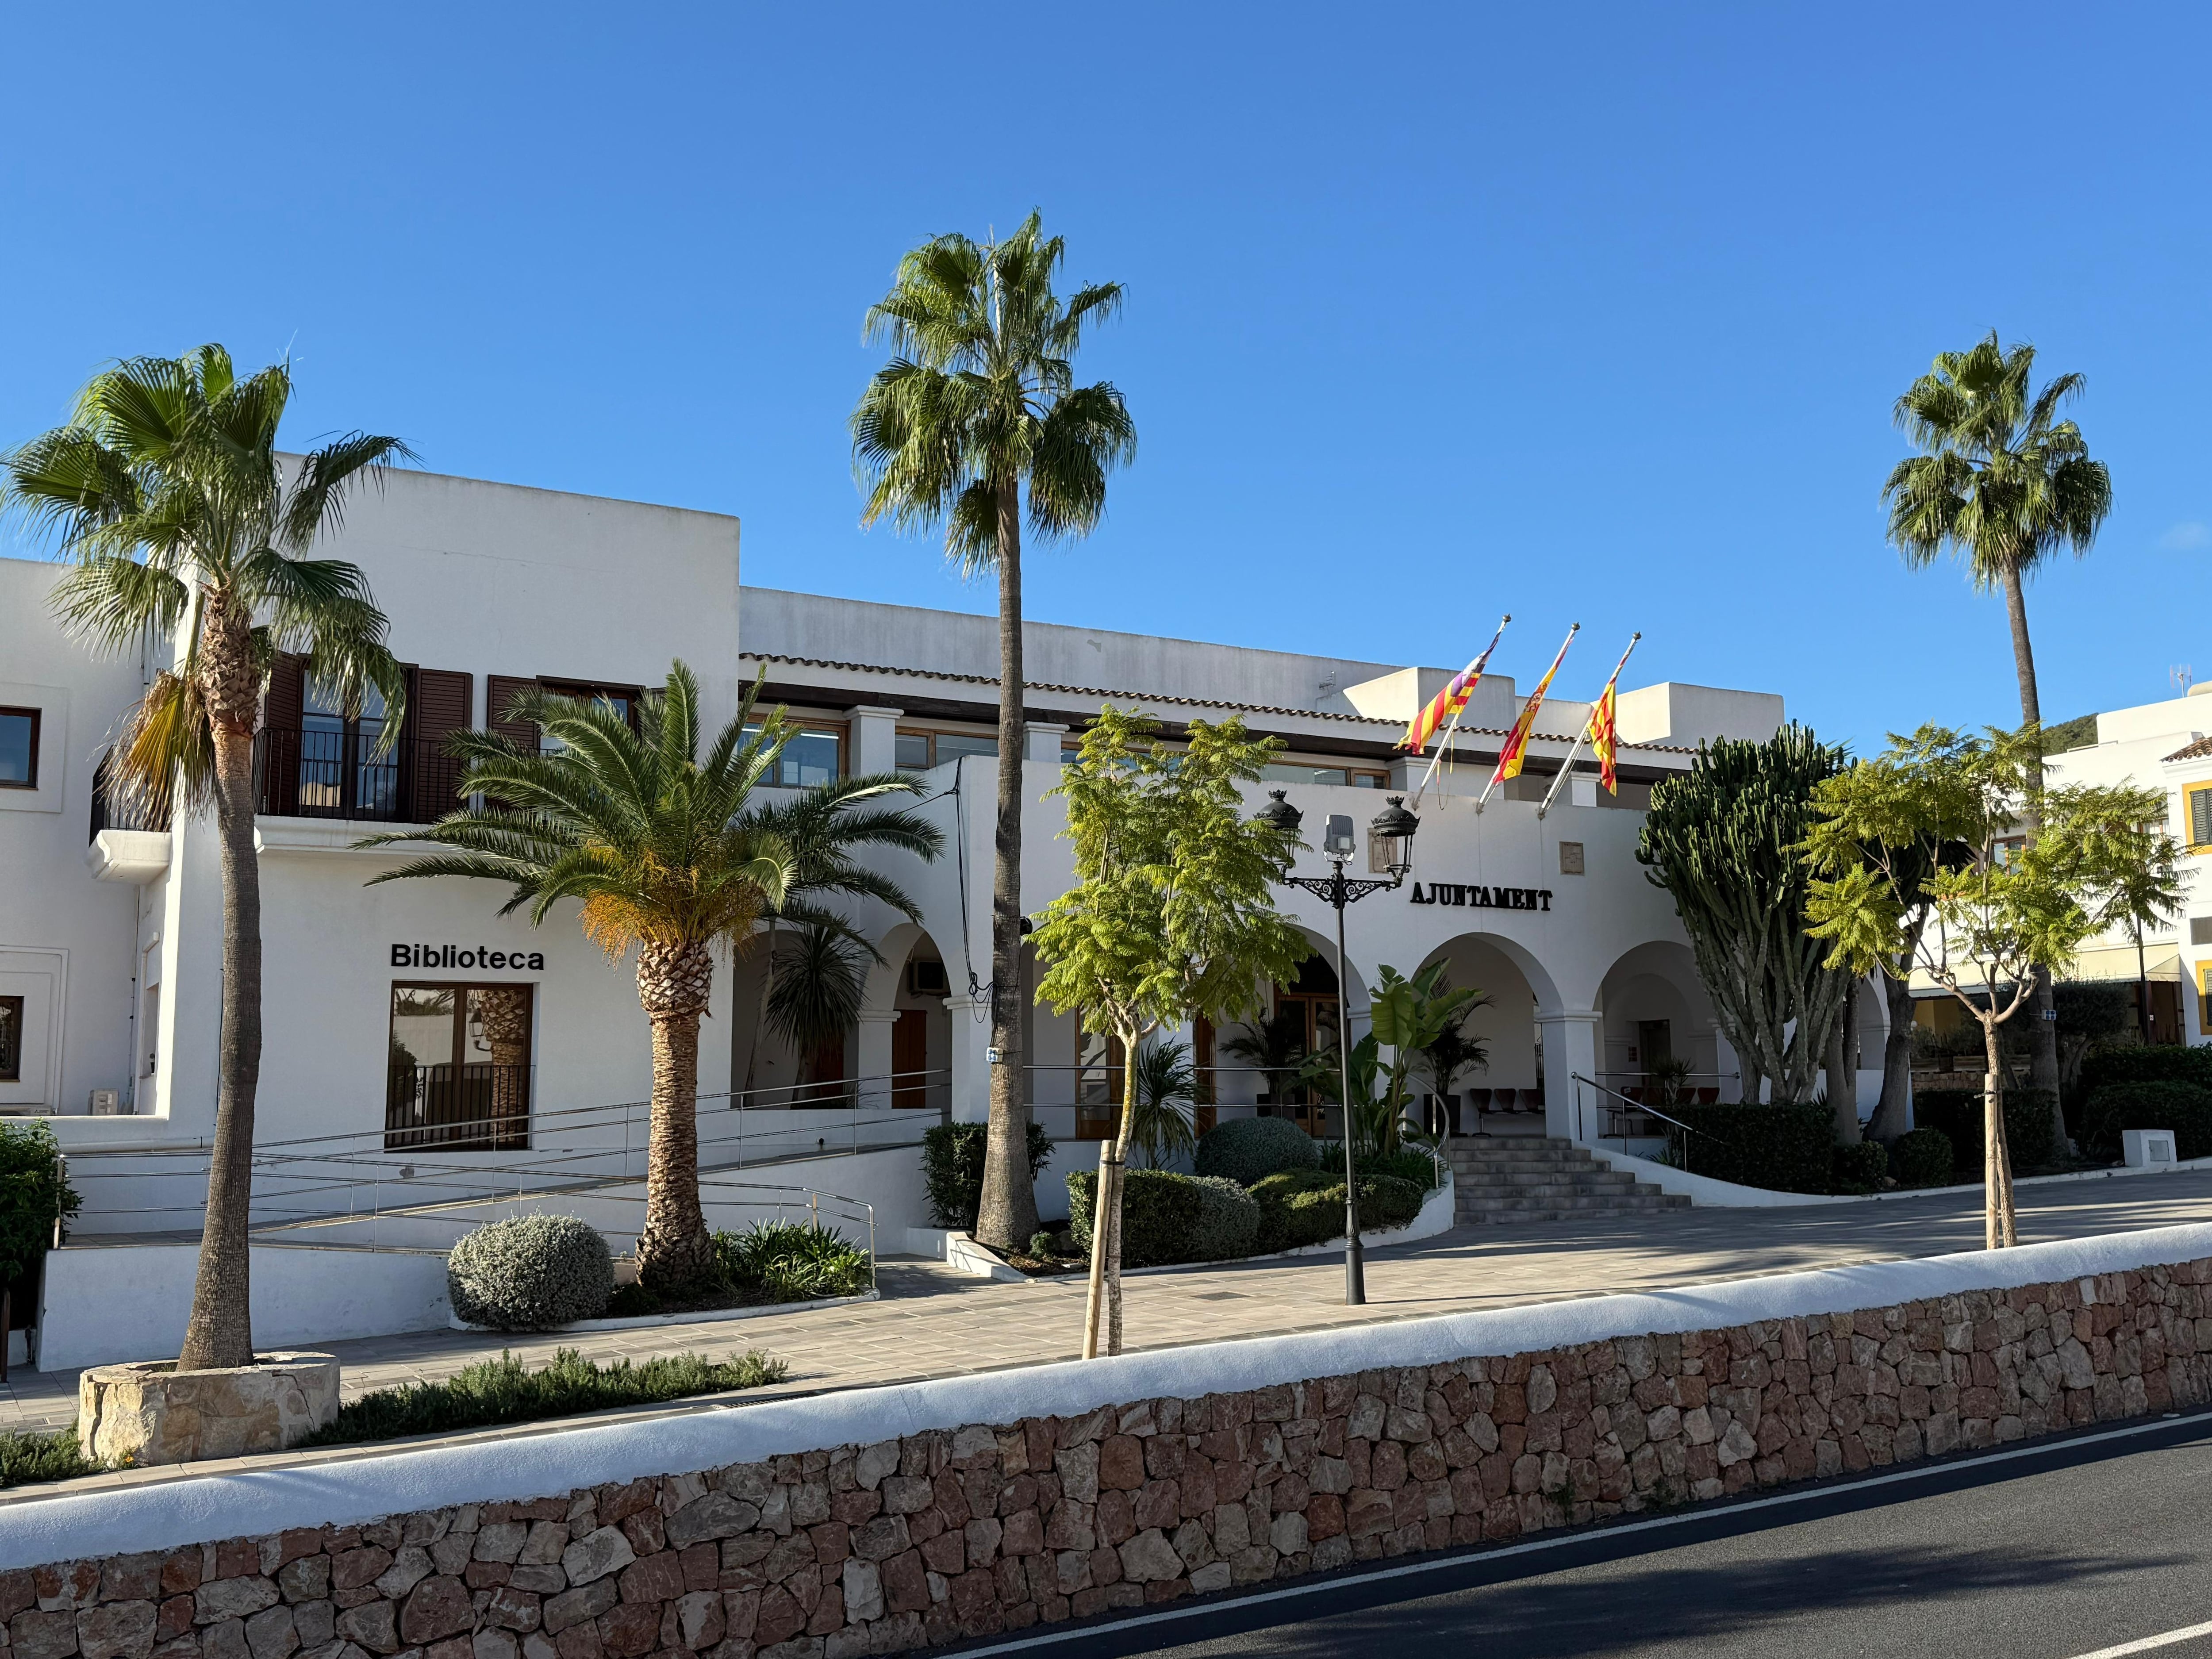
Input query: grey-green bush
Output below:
<box><xmin>447</xmin><ymin>1214</ymin><xmax>613</xmax><ymax>1331</ymax></box>
<box><xmin>1194</xmin><ymin>1115</ymin><xmax>1319</xmax><ymax>1187</ymax></box>
<box><xmin>1187</xmin><ymin>1176</ymin><xmax>1261</xmax><ymax>1260</ymax></box>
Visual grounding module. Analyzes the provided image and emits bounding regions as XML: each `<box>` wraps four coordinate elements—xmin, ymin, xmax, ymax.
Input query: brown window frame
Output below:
<box><xmin>895</xmin><ymin>726</ymin><xmax>999</xmax><ymax>773</ymax></box>
<box><xmin>0</xmin><ymin>994</ymin><xmax>22</xmax><ymax>1082</ymax></box>
<box><xmin>745</xmin><ymin>715</ymin><xmax>849</xmax><ymax>786</ymax></box>
<box><xmin>386</xmin><ymin>980</ymin><xmax>535</xmax><ymax>1152</ymax></box>
<box><xmin>0</xmin><ymin>706</ymin><xmax>40</xmax><ymax>791</ymax></box>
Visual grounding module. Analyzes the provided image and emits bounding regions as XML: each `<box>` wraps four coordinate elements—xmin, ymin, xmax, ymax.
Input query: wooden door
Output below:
<box><xmin>891</xmin><ymin>1010</ymin><xmax>928</xmax><ymax>1109</ymax></box>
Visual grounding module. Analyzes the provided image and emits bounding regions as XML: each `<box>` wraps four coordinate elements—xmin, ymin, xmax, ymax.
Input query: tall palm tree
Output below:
<box><xmin>3</xmin><ymin>346</ymin><xmax>410</xmax><ymax>1371</ymax></box>
<box><xmin>851</xmin><ymin>211</ymin><xmax>1137</xmax><ymax>1250</ymax></box>
<box><xmin>1885</xmin><ymin>332</ymin><xmax>2112</xmax><ymax>1141</ymax></box>
<box><xmin>361</xmin><ymin>664</ymin><xmax>796</xmax><ymax>1290</ymax></box>
<box><xmin>737</xmin><ymin>772</ymin><xmax>945</xmax><ymax>1104</ymax></box>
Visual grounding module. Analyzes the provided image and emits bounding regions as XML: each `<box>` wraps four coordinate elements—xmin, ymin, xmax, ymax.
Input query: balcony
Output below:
<box><xmin>255</xmin><ymin>726</ymin><xmax>467</xmax><ymax>826</ymax></box>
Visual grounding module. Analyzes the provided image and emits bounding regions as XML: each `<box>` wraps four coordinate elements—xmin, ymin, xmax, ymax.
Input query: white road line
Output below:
<box><xmin>949</xmin><ymin>1409</ymin><xmax>2212</xmax><ymax>1656</ymax></box>
<box><xmin>2065</xmin><ymin>1621</ymin><xmax>2212</xmax><ymax>1658</ymax></box>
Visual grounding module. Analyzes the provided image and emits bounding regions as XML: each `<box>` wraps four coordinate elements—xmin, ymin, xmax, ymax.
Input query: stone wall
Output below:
<box><xmin>10</xmin><ymin>1253</ymin><xmax>2212</xmax><ymax>1659</ymax></box>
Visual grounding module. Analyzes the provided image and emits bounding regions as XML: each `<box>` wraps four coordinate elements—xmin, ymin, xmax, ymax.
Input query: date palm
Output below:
<box><xmin>852</xmin><ymin>211</ymin><xmax>1137</xmax><ymax>1250</ymax></box>
<box><xmin>361</xmin><ymin>664</ymin><xmax>796</xmax><ymax>1290</ymax></box>
<box><xmin>3</xmin><ymin>346</ymin><xmax>410</xmax><ymax>1371</ymax></box>
<box><xmin>1884</xmin><ymin>332</ymin><xmax>2112</xmax><ymax>1139</ymax></box>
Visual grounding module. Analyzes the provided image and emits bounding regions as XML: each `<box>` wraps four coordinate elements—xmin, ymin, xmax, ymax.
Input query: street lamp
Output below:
<box><xmin>1252</xmin><ymin>789</ymin><xmax>1420</xmax><ymax>1305</ymax></box>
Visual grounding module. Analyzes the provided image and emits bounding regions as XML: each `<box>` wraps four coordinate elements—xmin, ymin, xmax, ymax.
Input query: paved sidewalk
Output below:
<box><xmin>9</xmin><ymin>1168</ymin><xmax>2212</xmax><ymax>1439</ymax></box>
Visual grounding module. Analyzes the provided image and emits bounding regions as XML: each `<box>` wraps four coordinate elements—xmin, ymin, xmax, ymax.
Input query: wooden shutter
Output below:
<box><xmin>261</xmin><ymin>654</ymin><xmax>307</xmax><ymax>815</ymax></box>
<box><xmin>2193</xmin><ymin>789</ymin><xmax>2212</xmax><ymax>849</ymax></box>
<box><xmin>487</xmin><ymin>676</ymin><xmax>539</xmax><ymax>754</ymax></box>
<box><xmin>406</xmin><ymin>668</ymin><xmax>474</xmax><ymax>822</ymax></box>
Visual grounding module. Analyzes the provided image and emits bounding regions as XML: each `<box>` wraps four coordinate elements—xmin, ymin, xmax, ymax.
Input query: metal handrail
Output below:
<box><xmin>1571</xmin><ymin>1072</ymin><xmax>1724</xmax><ymax>1169</ymax></box>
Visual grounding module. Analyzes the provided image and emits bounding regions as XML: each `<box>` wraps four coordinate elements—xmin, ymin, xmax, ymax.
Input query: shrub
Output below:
<box><xmin>921</xmin><ymin>1122</ymin><xmax>1056</xmax><ymax>1230</ymax></box>
<box><xmin>1911</xmin><ymin>1088</ymin><xmax>2059</xmax><ymax>1175</ymax></box>
<box><xmin>1027</xmin><ymin>1230</ymin><xmax>1061</xmax><ymax>1260</ymax></box>
<box><xmin>1194</xmin><ymin>1115</ymin><xmax>1319</xmax><ymax>1187</ymax></box>
<box><xmin>1249</xmin><ymin>1169</ymin><xmax>1426</xmax><ymax>1254</ymax></box>
<box><xmin>1889</xmin><ymin>1128</ymin><xmax>1955</xmax><ymax>1189</ymax></box>
<box><xmin>714</xmin><ymin>1220</ymin><xmax>872</xmax><ymax>1301</ymax></box>
<box><xmin>0</xmin><ymin>1429</ymin><xmax>99</xmax><ymax>1489</ymax></box>
<box><xmin>0</xmin><ymin>1119</ymin><xmax>79</xmax><ymax>1288</ymax></box>
<box><xmin>1663</xmin><ymin>1104</ymin><xmax>1833</xmax><ymax>1193</ymax></box>
<box><xmin>1066</xmin><ymin>1168</ymin><xmax>1206</xmax><ymax>1267</ymax></box>
<box><xmin>1187</xmin><ymin>1176</ymin><xmax>1261</xmax><ymax>1261</ymax></box>
<box><xmin>2078</xmin><ymin>1044</ymin><xmax>2212</xmax><ymax>1098</ymax></box>
<box><xmin>2080</xmin><ymin>1082</ymin><xmax>2212</xmax><ymax>1161</ymax></box>
<box><xmin>447</xmin><ymin>1214</ymin><xmax>613</xmax><ymax>1331</ymax></box>
<box><xmin>299</xmin><ymin>1347</ymin><xmax>787</xmax><ymax>1448</ymax></box>
<box><xmin>1351</xmin><ymin>1147</ymin><xmax>1444</xmax><ymax>1192</ymax></box>
<box><xmin>1830</xmin><ymin>1141</ymin><xmax>1887</xmax><ymax>1194</ymax></box>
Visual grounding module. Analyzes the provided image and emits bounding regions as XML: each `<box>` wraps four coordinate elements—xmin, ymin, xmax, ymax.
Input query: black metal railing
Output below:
<box><xmin>256</xmin><ymin>726</ymin><xmax>468</xmax><ymax>825</ymax></box>
<box><xmin>386</xmin><ymin>1064</ymin><xmax>532</xmax><ymax>1152</ymax></box>
<box><xmin>88</xmin><ymin>759</ymin><xmax>172</xmax><ymax>842</ymax></box>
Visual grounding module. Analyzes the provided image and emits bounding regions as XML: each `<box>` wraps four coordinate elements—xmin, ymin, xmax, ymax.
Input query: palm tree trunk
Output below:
<box><xmin>635</xmin><ymin>939</ymin><xmax>718</xmax><ymax>1290</ymax></box>
<box><xmin>178</xmin><ymin>597</ymin><xmax>264</xmax><ymax>1373</ymax></box>
<box><xmin>976</xmin><ymin>477</ymin><xmax>1041</xmax><ymax>1251</ymax></box>
<box><xmin>1998</xmin><ymin>563</ymin><xmax>2067</xmax><ymax>1150</ymax></box>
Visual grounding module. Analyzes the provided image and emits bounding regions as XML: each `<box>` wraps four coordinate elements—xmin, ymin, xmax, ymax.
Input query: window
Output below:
<box><xmin>896</xmin><ymin>730</ymin><xmax>997</xmax><ymax>772</ymax></box>
<box><xmin>1075</xmin><ymin>1022</ymin><xmax>1125</xmax><ymax>1140</ymax></box>
<box><xmin>0</xmin><ymin>995</ymin><xmax>20</xmax><ymax>1082</ymax></box>
<box><xmin>0</xmin><ymin>707</ymin><xmax>38</xmax><ymax>790</ymax></box>
<box><xmin>1259</xmin><ymin>762</ymin><xmax>1388</xmax><ymax>788</ymax></box>
<box><xmin>297</xmin><ymin>679</ymin><xmax>397</xmax><ymax>818</ymax></box>
<box><xmin>387</xmin><ymin>982</ymin><xmax>534</xmax><ymax>1151</ymax></box>
<box><xmin>1992</xmin><ymin>834</ymin><xmax>2027</xmax><ymax>868</ymax></box>
<box><xmin>2188</xmin><ymin>783</ymin><xmax>2212</xmax><ymax>851</ymax></box>
<box><xmin>746</xmin><ymin>723</ymin><xmax>844</xmax><ymax>787</ymax></box>
<box><xmin>538</xmin><ymin>683</ymin><xmax>640</xmax><ymax>754</ymax></box>
<box><xmin>2192</xmin><ymin>917</ymin><xmax>2212</xmax><ymax>947</ymax></box>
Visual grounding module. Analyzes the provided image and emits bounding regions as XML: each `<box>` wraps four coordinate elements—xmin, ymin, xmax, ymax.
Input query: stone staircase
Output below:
<box><xmin>1445</xmin><ymin>1136</ymin><xmax>1691</xmax><ymax>1224</ymax></box>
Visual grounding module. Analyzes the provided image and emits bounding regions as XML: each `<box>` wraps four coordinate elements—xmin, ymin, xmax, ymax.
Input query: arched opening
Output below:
<box><xmin>1414</xmin><ymin>933</ymin><xmax>1553</xmax><ymax>1137</ymax></box>
<box><xmin>1595</xmin><ymin>941</ymin><xmax>1720</xmax><ymax>1110</ymax></box>
<box><xmin>731</xmin><ymin>919</ymin><xmax>952</xmax><ymax>1114</ymax></box>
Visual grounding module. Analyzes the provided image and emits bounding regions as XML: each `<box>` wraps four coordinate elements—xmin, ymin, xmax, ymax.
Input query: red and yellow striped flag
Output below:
<box><xmin>1400</xmin><ymin>615</ymin><xmax>1509</xmax><ymax>754</ymax></box>
<box><xmin>1492</xmin><ymin>625</ymin><xmax>1578</xmax><ymax>783</ymax></box>
<box><xmin>1589</xmin><ymin>682</ymin><xmax>1620</xmax><ymax>794</ymax></box>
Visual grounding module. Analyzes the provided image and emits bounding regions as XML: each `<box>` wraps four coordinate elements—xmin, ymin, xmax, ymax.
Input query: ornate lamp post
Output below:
<box><xmin>1252</xmin><ymin>790</ymin><xmax>1420</xmax><ymax>1306</ymax></box>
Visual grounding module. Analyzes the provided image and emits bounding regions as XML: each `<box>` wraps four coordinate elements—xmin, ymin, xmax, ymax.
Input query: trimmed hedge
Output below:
<box><xmin>1249</xmin><ymin>1169</ymin><xmax>1425</xmax><ymax>1254</ymax></box>
<box><xmin>1831</xmin><ymin>1141</ymin><xmax>1888</xmax><ymax>1194</ymax></box>
<box><xmin>1194</xmin><ymin>1116</ymin><xmax>1319</xmax><ymax>1187</ymax></box>
<box><xmin>2080</xmin><ymin>1082</ymin><xmax>2212</xmax><ymax>1161</ymax></box>
<box><xmin>1066</xmin><ymin>1168</ymin><xmax>1206</xmax><ymax>1267</ymax></box>
<box><xmin>1912</xmin><ymin>1088</ymin><xmax>2059</xmax><ymax>1175</ymax></box>
<box><xmin>1188</xmin><ymin>1176</ymin><xmax>1262</xmax><ymax>1260</ymax></box>
<box><xmin>446</xmin><ymin>1214</ymin><xmax>613</xmax><ymax>1331</ymax></box>
<box><xmin>2078</xmin><ymin>1045</ymin><xmax>2212</xmax><ymax>1098</ymax></box>
<box><xmin>1664</xmin><ymin>1104</ymin><xmax>1833</xmax><ymax>1193</ymax></box>
<box><xmin>922</xmin><ymin>1121</ymin><xmax>1056</xmax><ymax>1230</ymax></box>
<box><xmin>1889</xmin><ymin>1128</ymin><xmax>1955</xmax><ymax>1189</ymax></box>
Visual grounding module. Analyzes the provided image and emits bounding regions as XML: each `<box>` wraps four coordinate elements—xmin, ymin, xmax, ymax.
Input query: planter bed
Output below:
<box><xmin>451</xmin><ymin>1288</ymin><xmax>879</xmax><ymax>1333</ymax></box>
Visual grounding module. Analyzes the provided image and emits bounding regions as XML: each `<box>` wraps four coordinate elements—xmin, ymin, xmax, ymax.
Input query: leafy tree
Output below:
<box><xmin>361</xmin><ymin>664</ymin><xmax>799</xmax><ymax>1291</ymax></box>
<box><xmin>736</xmin><ymin>775</ymin><xmax>943</xmax><ymax>1102</ymax></box>
<box><xmin>1803</xmin><ymin>724</ymin><xmax>2177</xmax><ymax>1248</ymax></box>
<box><xmin>853</xmin><ymin>212</ymin><xmax>1137</xmax><ymax>1253</ymax></box>
<box><xmin>1032</xmin><ymin>708</ymin><xmax>1306</xmax><ymax>1358</ymax></box>
<box><xmin>4</xmin><ymin>346</ymin><xmax>409</xmax><ymax>1371</ymax></box>
<box><xmin>1636</xmin><ymin>727</ymin><xmax>1852</xmax><ymax>1106</ymax></box>
<box><xmin>1885</xmin><ymin>332</ymin><xmax>2113</xmax><ymax>1140</ymax></box>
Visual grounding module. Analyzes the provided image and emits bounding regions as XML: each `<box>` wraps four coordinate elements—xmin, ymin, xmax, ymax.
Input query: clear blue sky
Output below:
<box><xmin>4</xmin><ymin>3</ymin><xmax>2205</xmax><ymax>750</ymax></box>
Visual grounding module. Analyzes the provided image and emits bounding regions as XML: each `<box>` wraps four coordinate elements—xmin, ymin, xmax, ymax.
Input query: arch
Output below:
<box><xmin>730</xmin><ymin>917</ymin><xmax>953</xmax><ymax>1114</ymax></box>
<box><xmin>1594</xmin><ymin>939</ymin><xmax>1720</xmax><ymax>1099</ymax></box>
<box><xmin>1413</xmin><ymin>931</ymin><xmax>1551</xmax><ymax>1127</ymax></box>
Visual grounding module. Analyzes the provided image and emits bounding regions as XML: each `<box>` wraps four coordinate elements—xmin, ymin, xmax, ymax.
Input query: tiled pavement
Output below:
<box><xmin>8</xmin><ymin>1166</ymin><xmax>2212</xmax><ymax>1442</ymax></box>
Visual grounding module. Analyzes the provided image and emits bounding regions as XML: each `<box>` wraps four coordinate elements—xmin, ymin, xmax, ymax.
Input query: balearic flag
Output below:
<box><xmin>1400</xmin><ymin>615</ymin><xmax>1510</xmax><ymax>754</ymax></box>
<box><xmin>1491</xmin><ymin>625</ymin><xmax>1579</xmax><ymax>783</ymax></box>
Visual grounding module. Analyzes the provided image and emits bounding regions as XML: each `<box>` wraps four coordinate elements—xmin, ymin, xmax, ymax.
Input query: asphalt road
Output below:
<box><xmin>952</xmin><ymin>1410</ymin><xmax>2212</xmax><ymax>1659</ymax></box>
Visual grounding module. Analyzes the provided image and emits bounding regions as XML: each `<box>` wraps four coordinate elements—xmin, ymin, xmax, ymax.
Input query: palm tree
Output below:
<box><xmin>1885</xmin><ymin>332</ymin><xmax>2112</xmax><ymax>1143</ymax></box>
<box><xmin>737</xmin><ymin>773</ymin><xmax>945</xmax><ymax>1105</ymax></box>
<box><xmin>3</xmin><ymin>346</ymin><xmax>410</xmax><ymax>1371</ymax></box>
<box><xmin>361</xmin><ymin>664</ymin><xmax>796</xmax><ymax>1291</ymax></box>
<box><xmin>1223</xmin><ymin>1004</ymin><xmax>1311</xmax><ymax>1112</ymax></box>
<box><xmin>1125</xmin><ymin>1038</ymin><xmax>1201</xmax><ymax>1168</ymax></box>
<box><xmin>851</xmin><ymin>211</ymin><xmax>1137</xmax><ymax>1251</ymax></box>
<box><xmin>764</xmin><ymin>922</ymin><xmax>868</xmax><ymax>1101</ymax></box>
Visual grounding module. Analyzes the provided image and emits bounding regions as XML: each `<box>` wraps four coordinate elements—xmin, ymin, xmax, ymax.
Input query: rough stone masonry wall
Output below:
<box><xmin>11</xmin><ymin>1256</ymin><xmax>2212</xmax><ymax>1659</ymax></box>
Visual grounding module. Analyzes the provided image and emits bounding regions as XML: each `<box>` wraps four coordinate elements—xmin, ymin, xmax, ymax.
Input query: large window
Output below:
<box><xmin>1259</xmin><ymin>761</ymin><xmax>1387</xmax><ymax>789</ymax></box>
<box><xmin>297</xmin><ymin>680</ymin><xmax>396</xmax><ymax>818</ymax></box>
<box><xmin>0</xmin><ymin>995</ymin><xmax>21</xmax><ymax>1083</ymax></box>
<box><xmin>746</xmin><ymin>723</ymin><xmax>845</xmax><ymax>787</ymax></box>
<box><xmin>387</xmin><ymin>982</ymin><xmax>534</xmax><ymax>1151</ymax></box>
<box><xmin>896</xmin><ymin>730</ymin><xmax>997</xmax><ymax>773</ymax></box>
<box><xmin>538</xmin><ymin>682</ymin><xmax>640</xmax><ymax>754</ymax></box>
<box><xmin>0</xmin><ymin>707</ymin><xmax>38</xmax><ymax>790</ymax></box>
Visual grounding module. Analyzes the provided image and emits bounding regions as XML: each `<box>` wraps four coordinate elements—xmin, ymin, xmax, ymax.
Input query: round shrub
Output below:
<box><xmin>1065</xmin><ymin>1168</ymin><xmax>1205</xmax><ymax>1267</ymax></box>
<box><xmin>1249</xmin><ymin>1169</ymin><xmax>1426</xmax><ymax>1254</ymax></box>
<box><xmin>1829</xmin><ymin>1141</ymin><xmax>1887</xmax><ymax>1194</ymax></box>
<box><xmin>1889</xmin><ymin>1127</ymin><xmax>1955</xmax><ymax>1188</ymax></box>
<box><xmin>448</xmin><ymin>1214</ymin><xmax>613</xmax><ymax>1331</ymax></box>
<box><xmin>1195</xmin><ymin>1115</ymin><xmax>1320</xmax><ymax>1187</ymax></box>
<box><xmin>1187</xmin><ymin>1176</ymin><xmax>1261</xmax><ymax>1261</ymax></box>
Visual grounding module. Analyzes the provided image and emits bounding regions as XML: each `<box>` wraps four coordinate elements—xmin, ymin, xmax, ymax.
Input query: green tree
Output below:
<box><xmin>1366</xmin><ymin>964</ymin><xmax>1481</xmax><ymax>1153</ymax></box>
<box><xmin>1803</xmin><ymin>724</ymin><xmax>2177</xmax><ymax>1248</ymax></box>
<box><xmin>853</xmin><ymin>212</ymin><xmax>1137</xmax><ymax>1253</ymax></box>
<box><xmin>1125</xmin><ymin>1038</ymin><xmax>1201</xmax><ymax>1169</ymax></box>
<box><xmin>360</xmin><ymin>664</ymin><xmax>799</xmax><ymax>1290</ymax></box>
<box><xmin>1884</xmin><ymin>332</ymin><xmax>2113</xmax><ymax>1144</ymax></box>
<box><xmin>1636</xmin><ymin>727</ymin><xmax>1853</xmax><ymax>1107</ymax></box>
<box><xmin>1222</xmin><ymin>1004</ymin><xmax>1312</xmax><ymax>1110</ymax></box>
<box><xmin>4</xmin><ymin>346</ymin><xmax>409</xmax><ymax>1371</ymax></box>
<box><xmin>1032</xmin><ymin>708</ymin><xmax>1306</xmax><ymax>1357</ymax></box>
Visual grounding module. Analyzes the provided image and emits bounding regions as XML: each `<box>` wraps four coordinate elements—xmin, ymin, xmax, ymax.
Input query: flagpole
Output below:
<box><xmin>1538</xmin><ymin>631</ymin><xmax>1643</xmax><ymax>819</ymax></box>
<box><xmin>1408</xmin><ymin>614</ymin><xmax>1509</xmax><ymax>810</ymax></box>
<box><xmin>1477</xmin><ymin>622</ymin><xmax>1578</xmax><ymax>813</ymax></box>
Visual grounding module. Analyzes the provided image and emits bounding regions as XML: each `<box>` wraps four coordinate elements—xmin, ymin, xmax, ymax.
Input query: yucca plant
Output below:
<box><xmin>3</xmin><ymin>346</ymin><xmax>410</xmax><ymax>1371</ymax></box>
<box><xmin>360</xmin><ymin>663</ymin><xmax>796</xmax><ymax>1290</ymax></box>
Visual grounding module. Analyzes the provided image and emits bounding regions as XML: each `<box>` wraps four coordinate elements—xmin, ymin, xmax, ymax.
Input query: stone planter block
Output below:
<box><xmin>77</xmin><ymin>1351</ymin><xmax>340</xmax><ymax>1466</ymax></box>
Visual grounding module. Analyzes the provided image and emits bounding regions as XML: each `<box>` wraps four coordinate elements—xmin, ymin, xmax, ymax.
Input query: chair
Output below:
<box><xmin>1467</xmin><ymin>1087</ymin><xmax>1493</xmax><ymax>1114</ymax></box>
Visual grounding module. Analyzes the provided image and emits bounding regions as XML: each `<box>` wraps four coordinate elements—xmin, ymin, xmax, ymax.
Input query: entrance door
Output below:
<box><xmin>891</xmin><ymin>1010</ymin><xmax>929</xmax><ymax>1109</ymax></box>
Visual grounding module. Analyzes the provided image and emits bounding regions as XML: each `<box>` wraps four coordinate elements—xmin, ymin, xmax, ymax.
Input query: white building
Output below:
<box><xmin>1</xmin><ymin>466</ymin><xmax>1866</xmax><ymax>1299</ymax></box>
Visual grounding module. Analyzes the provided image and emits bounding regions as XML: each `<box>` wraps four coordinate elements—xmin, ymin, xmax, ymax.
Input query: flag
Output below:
<box><xmin>1491</xmin><ymin>625</ymin><xmax>1578</xmax><ymax>783</ymax></box>
<box><xmin>1589</xmin><ymin>682</ymin><xmax>1619</xmax><ymax>793</ymax></box>
<box><xmin>1400</xmin><ymin>615</ymin><xmax>1509</xmax><ymax>754</ymax></box>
